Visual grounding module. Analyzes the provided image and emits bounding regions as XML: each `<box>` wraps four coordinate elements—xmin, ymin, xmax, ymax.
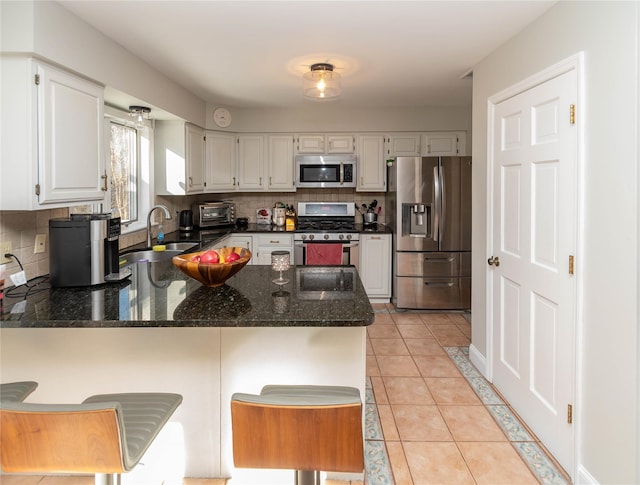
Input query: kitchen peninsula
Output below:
<box><xmin>0</xmin><ymin>257</ymin><xmax>373</xmax><ymax>481</ymax></box>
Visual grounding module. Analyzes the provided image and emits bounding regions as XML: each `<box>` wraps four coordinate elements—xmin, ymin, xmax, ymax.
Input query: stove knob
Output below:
<box><xmin>338</xmin><ymin>234</ymin><xmax>344</xmax><ymax>240</ymax></box>
<box><xmin>323</xmin><ymin>234</ymin><xmax>330</xmax><ymax>240</ymax></box>
<box><xmin>309</xmin><ymin>234</ymin><xmax>314</xmax><ymax>240</ymax></box>
<box><xmin>346</xmin><ymin>234</ymin><xmax>352</xmax><ymax>240</ymax></box>
<box><xmin>301</xmin><ymin>234</ymin><xmax>307</xmax><ymax>240</ymax></box>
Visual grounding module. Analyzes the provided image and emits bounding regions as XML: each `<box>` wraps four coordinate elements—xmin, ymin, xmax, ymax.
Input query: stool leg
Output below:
<box><xmin>295</xmin><ymin>470</ymin><xmax>320</xmax><ymax>485</ymax></box>
<box><xmin>95</xmin><ymin>473</ymin><xmax>121</xmax><ymax>485</ymax></box>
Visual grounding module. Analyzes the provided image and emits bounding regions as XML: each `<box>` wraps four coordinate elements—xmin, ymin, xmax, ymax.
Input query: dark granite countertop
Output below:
<box><xmin>0</xmin><ymin>260</ymin><xmax>374</xmax><ymax>328</ymax></box>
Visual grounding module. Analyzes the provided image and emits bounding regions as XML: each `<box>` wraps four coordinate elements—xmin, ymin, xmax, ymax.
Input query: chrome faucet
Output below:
<box><xmin>147</xmin><ymin>205</ymin><xmax>172</xmax><ymax>247</ymax></box>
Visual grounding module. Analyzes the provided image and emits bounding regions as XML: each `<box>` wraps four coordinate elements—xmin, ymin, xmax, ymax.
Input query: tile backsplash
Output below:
<box><xmin>0</xmin><ymin>189</ymin><xmax>386</xmax><ymax>285</ymax></box>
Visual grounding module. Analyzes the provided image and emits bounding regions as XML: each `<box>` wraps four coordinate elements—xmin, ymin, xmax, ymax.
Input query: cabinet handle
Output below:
<box><xmin>233</xmin><ymin>176</ymin><xmax>236</xmax><ymax>186</ymax></box>
<box><xmin>269</xmin><ymin>176</ymin><xmax>272</xmax><ymax>186</ymax></box>
<box><xmin>371</xmin><ymin>236</ymin><xmax>381</xmax><ymax>240</ymax></box>
<box><xmin>101</xmin><ymin>171</ymin><xmax>108</xmax><ymax>191</ymax></box>
<box><xmin>188</xmin><ymin>176</ymin><xmax>193</xmax><ymax>187</ymax></box>
<box><xmin>259</xmin><ymin>177</ymin><xmax>262</xmax><ymax>186</ymax></box>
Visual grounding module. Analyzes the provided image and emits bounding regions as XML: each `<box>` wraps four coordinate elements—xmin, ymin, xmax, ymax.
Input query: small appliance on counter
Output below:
<box><xmin>49</xmin><ymin>214</ymin><xmax>131</xmax><ymax>287</ymax></box>
<box><xmin>194</xmin><ymin>201</ymin><xmax>235</xmax><ymax>228</ymax></box>
<box><xmin>179</xmin><ymin>210</ymin><xmax>194</xmax><ymax>232</ymax></box>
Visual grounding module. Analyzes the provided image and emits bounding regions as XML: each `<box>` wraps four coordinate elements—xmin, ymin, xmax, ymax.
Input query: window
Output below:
<box><xmin>110</xmin><ymin>122</ymin><xmax>138</xmax><ymax>223</ymax></box>
<box><xmin>103</xmin><ymin>106</ymin><xmax>152</xmax><ymax>234</ymax></box>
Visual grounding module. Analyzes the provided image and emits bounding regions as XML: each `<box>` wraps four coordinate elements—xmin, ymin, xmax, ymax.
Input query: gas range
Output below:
<box><xmin>294</xmin><ymin>202</ymin><xmax>360</xmax><ymax>243</ymax></box>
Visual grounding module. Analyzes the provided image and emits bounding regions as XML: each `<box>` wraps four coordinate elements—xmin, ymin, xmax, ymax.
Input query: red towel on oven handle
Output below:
<box><xmin>305</xmin><ymin>243</ymin><xmax>343</xmax><ymax>265</ymax></box>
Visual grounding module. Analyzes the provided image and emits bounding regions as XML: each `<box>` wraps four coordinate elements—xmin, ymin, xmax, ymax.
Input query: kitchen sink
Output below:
<box><xmin>163</xmin><ymin>241</ymin><xmax>200</xmax><ymax>251</ymax></box>
<box><xmin>119</xmin><ymin>249</ymin><xmax>184</xmax><ymax>266</ymax></box>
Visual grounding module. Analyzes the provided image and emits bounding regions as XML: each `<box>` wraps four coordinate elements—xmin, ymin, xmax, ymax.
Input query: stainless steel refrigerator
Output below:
<box><xmin>386</xmin><ymin>156</ymin><xmax>471</xmax><ymax>309</ymax></box>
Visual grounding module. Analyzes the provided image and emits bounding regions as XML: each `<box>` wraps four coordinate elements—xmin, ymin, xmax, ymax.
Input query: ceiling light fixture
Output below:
<box><xmin>303</xmin><ymin>63</ymin><xmax>342</xmax><ymax>100</ymax></box>
<box><xmin>129</xmin><ymin>105</ymin><xmax>151</xmax><ymax>122</ymax></box>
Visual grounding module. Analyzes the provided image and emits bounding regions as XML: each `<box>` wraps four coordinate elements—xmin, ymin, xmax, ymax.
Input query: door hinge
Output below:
<box><xmin>569</xmin><ymin>104</ymin><xmax>576</xmax><ymax>125</ymax></box>
<box><xmin>35</xmin><ymin>183</ymin><xmax>40</xmax><ymax>196</ymax></box>
<box><xmin>34</xmin><ymin>74</ymin><xmax>40</xmax><ymax>85</ymax></box>
<box><xmin>569</xmin><ymin>255</ymin><xmax>575</xmax><ymax>275</ymax></box>
<box><xmin>567</xmin><ymin>404</ymin><xmax>573</xmax><ymax>424</ymax></box>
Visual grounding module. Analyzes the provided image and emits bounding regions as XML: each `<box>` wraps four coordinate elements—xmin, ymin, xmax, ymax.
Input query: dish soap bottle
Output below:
<box><xmin>157</xmin><ymin>224</ymin><xmax>165</xmax><ymax>244</ymax></box>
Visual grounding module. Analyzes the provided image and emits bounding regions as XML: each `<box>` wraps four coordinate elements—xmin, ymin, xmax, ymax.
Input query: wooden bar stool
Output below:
<box><xmin>231</xmin><ymin>385</ymin><xmax>364</xmax><ymax>485</ymax></box>
<box><xmin>0</xmin><ymin>381</ymin><xmax>38</xmax><ymax>402</ymax></box>
<box><xmin>1</xmin><ymin>392</ymin><xmax>182</xmax><ymax>485</ymax></box>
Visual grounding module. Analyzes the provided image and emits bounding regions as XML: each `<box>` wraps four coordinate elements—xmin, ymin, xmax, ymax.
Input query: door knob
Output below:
<box><xmin>487</xmin><ymin>256</ymin><xmax>500</xmax><ymax>267</ymax></box>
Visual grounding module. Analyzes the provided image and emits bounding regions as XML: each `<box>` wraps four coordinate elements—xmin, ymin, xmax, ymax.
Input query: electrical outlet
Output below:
<box><xmin>34</xmin><ymin>234</ymin><xmax>46</xmax><ymax>254</ymax></box>
<box><xmin>0</xmin><ymin>241</ymin><xmax>12</xmax><ymax>264</ymax></box>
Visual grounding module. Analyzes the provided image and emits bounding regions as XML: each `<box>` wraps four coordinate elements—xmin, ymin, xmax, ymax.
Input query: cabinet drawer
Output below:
<box><xmin>396</xmin><ymin>252</ymin><xmax>470</xmax><ymax>277</ymax></box>
<box><xmin>395</xmin><ymin>276</ymin><xmax>470</xmax><ymax>310</ymax></box>
<box><xmin>255</xmin><ymin>234</ymin><xmax>293</xmax><ymax>246</ymax></box>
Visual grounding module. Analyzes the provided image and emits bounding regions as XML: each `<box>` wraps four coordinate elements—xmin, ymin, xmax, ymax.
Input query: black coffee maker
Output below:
<box><xmin>49</xmin><ymin>214</ymin><xmax>131</xmax><ymax>287</ymax></box>
<box><xmin>179</xmin><ymin>210</ymin><xmax>194</xmax><ymax>232</ymax></box>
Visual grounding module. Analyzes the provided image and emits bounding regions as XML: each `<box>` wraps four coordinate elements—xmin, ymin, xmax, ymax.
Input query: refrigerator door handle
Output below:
<box><xmin>433</xmin><ymin>165</ymin><xmax>441</xmax><ymax>242</ymax></box>
<box><xmin>439</xmin><ymin>164</ymin><xmax>446</xmax><ymax>245</ymax></box>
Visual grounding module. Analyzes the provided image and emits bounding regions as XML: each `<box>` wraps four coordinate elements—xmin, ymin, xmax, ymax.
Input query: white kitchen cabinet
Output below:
<box><xmin>254</xmin><ymin>234</ymin><xmax>294</xmax><ymax>265</ymax></box>
<box><xmin>359</xmin><ymin>233</ymin><xmax>391</xmax><ymax>301</ymax></box>
<box><xmin>224</xmin><ymin>234</ymin><xmax>254</xmax><ymax>265</ymax></box>
<box><xmin>295</xmin><ymin>134</ymin><xmax>325</xmax><ymax>154</ymax></box>
<box><xmin>1</xmin><ymin>57</ymin><xmax>105</xmax><ymax>210</ymax></box>
<box><xmin>155</xmin><ymin>121</ymin><xmax>205</xmax><ymax>195</ymax></box>
<box><xmin>326</xmin><ymin>134</ymin><xmax>356</xmax><ymax>154</ymax></box>
<box><xmin>268</xmin><ymin>135</ymin><xmax>295</xmax><ymax>191</ymax></box>
<box><xmin>295</xmin><ymin>133</ymin><xmax>355</xmax><ymax>154</ymax></box>
<box><xmin>422</xmin><ymin>131</ymin><xmax>466</xmax><ymax>156</ymax></box>
<box><xmin>385</xmin><ymin>134</ymin><xmax>421</xmax><ymax>157</ymax></box>
<box><xmin>205</xmin><ymin>131</ymin><xmax>237</xmax><ymax>192</ymax></box>
<box><xmin>237</xmin><ymin>134</ymin><xmax>265</xmax><ymax>190</ymax></box>
<box><xmin>356</xmin><ymin>134</ymin><xmax>386</xmax><ymax>192</ymax></box>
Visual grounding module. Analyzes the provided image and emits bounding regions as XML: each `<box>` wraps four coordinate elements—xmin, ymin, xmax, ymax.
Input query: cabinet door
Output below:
<box><xmin>227</xmin><ymin>235</ymin><xmax>254</xmax><ymax>265</ymax></box>
<box><xmin>255</xmin><ymin>234</ymin><xmax>293</xmax><ymax>265</ymax></box>
<box><xmin>356</xmin><ymin>134</ymin><xmax>385</xmax><ymax>191</ymax></box>
<box><xmin>327</xmin><ymin>134</ymin><xmax>355</xmax><ymax>154</ymax></box>
<box><xmin>237</xmin><ymin>135</ymin><xmax>265</xmax><ymax>190</ymax></box>
<box><xmin>205</xmin><ymin>131</ymin><xmax>236</xmax><ymax>192</ymax></box>
<box><xmin>37</xmin><ymin>62</ymin><xmax>105</xmax><ymax>205</ymax></box>
<box><xmin>296</xmin><ymin>134</ymin><xmax>325</xmax><ymax>154</ymax></box>
<box><xmin>385</xmin><ymin>134</ymin><xmax>421</xmax><ymax>157</ymax></box>
<box><xmin>185</xmin><ymin>124</ymin><xmax>205</xmax><ymax>193</ymax></box>
<box><xmin>268</xmin><ymin>135</ymin><xmax>295</xmax><ymax>191</ymax></box>
<box><xmin>359</xmin><ymin>234</ymin><xmax>391</xmax><ymax>298</ymax></box>
<box><xmin>422</xmin><ymin>132</ymin><xmax>464</xmax><ymax>156</ymax></box>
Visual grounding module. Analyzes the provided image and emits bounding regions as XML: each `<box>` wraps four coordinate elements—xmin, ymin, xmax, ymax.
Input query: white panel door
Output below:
<box><xmin>490</xmin><ymin>69</ymin><xmax>577</xmax><ymax>472</ymax></box>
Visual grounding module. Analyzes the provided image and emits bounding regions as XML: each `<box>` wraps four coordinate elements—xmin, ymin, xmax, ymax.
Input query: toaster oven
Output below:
<box><xmin>194</xmin><ymin>202</ymin><xmax>235</xmax><ymax>228</ymax></box>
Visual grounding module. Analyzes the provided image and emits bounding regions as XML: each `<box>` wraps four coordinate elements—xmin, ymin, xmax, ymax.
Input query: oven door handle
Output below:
<box><xmin>294</xmin><ymin>242</ymin><xmax>359</xmax><ymax>248</ymax></box>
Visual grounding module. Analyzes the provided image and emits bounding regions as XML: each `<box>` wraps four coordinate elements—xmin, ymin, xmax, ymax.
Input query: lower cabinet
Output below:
<box><xmin>225</xmin><ymin>234</ymin><xmax>254</xmax><ymax>265</ymax></box>
<box><xmin>254</xmin><ymin>234</ymin><xmax>294</xmax><ymax>265</ymax></box>
<box><xmin>358</xmin><ymin>233</ymin><xmax>391</xmax><ymax>300</ymax></box>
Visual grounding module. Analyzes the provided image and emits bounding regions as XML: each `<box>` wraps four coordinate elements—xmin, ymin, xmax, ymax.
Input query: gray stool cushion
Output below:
<box><xmin>232</xmin><ymin>384</ymin><xmax>361</xmax><ymax>406</ymax></box>
<box><xmin>0</xmin><ymin>381</ymin><xmax>38</xmax><ymax>402</ymax></box>
<box><xmin>82</xmin><ymin>392</ymin><xmax>182</xmax><ymax>471</ymax></box>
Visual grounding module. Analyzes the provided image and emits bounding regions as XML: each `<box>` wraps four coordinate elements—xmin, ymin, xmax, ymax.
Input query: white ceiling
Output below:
<box><xmin>58</xmin><ymin>1</ymin><xmax>555</xmax><ymax>111</ymax></box>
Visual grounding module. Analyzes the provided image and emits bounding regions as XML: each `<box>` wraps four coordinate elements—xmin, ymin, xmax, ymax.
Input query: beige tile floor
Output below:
<box><xmin>2</xmin><ymin>307</ymin><xmax>550</xmax><ymax>485</ymax></box>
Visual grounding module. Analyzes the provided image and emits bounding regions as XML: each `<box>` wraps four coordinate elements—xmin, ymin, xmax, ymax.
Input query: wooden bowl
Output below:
<box><xmin>172</xmin><ymin>247</ymin><xmax>252</xmax><ymax>287</ymax></box>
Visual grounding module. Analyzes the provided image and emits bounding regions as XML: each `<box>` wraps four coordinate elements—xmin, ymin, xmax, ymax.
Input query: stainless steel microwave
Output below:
<box><xmin>294</xmin><ymin>155</ymin><xmax>357</xmax><ymax>188</ymax></box>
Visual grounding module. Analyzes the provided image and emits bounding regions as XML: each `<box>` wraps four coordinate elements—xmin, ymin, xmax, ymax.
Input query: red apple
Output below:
<box><xmin>199</xmin><ymin>250</ymin><xmax>220</xmax><ymax>264</ymax></box>
<box><xmin>226</xmin><ymin>252</ymin><xmax>240</xmax><ymax>262</ymax></box>
<box><xmin>190</xmin><ymin>255</ymin><xmax>201</xmax><ymax>262</ymax></box>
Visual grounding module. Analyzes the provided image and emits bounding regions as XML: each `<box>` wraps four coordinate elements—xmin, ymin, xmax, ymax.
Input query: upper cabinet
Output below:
<box><xmin>1</xmin><ymin>57</ymin><xmax>105</xmax><ymax>210</ymax></box>
<box><xmin>205</xmin><ymin>131</ymin><xmax>236</xmax><ymax>192</ymax></box>
<box><xmin>155</xmin><ymin>121</ymin><xmax>205</xmax><ymax>195</ymax></box>
<box><xmin>385</xmin><ymin>133</ymin><xmax>421</xmax><ymax>157</ymax></box>
<box><xmin>356</xmin><ymin>134</ymin><xmax>386</xmax><ymax>192</ymax></box>
<box><xmin>268</xmin><ymin>135</ymin><xmax>295</xmax><ymax>191</ymax></box>
<box><xmin>237</xmin><ymin>134</ymin><xmax>265</xmax><ymax>190</ymax></box>
<box><xmin>296</xmin><ymin>134</ymin><xmax>356</xmax><ymax>154</ymax></box>
<box><xmin>422</xmin><ymin>131</ymin><xmax>466</xmax><ymax>156</ymax></box>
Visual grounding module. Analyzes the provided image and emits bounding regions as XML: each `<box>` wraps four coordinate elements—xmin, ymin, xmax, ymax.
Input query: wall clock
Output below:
<box><xmin>213</xmin><ymin>107</ymin><xmax>232</xmax><ymax>128</ymax></box>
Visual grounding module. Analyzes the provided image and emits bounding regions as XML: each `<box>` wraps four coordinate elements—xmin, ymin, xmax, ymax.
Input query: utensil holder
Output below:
<box><xmin>363</xmin><ymin>213</ymin><xmax>377</xmax><ymax>225</ymax></box>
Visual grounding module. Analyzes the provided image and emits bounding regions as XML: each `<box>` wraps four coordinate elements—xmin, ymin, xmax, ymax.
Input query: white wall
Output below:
<box><xmin>471</xmin><ymin>2</ymin><xmax>638</xmax><ymax>483</ymax></box>
<box><xmin>206</xmin><ymin>103</ymin><xmax>472</xmax><ymax>136</ymax></box>
<box><xmin>1</xmin><ymin>0</ymin><xmax>206</xmax><ymax>126</ymax></box>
